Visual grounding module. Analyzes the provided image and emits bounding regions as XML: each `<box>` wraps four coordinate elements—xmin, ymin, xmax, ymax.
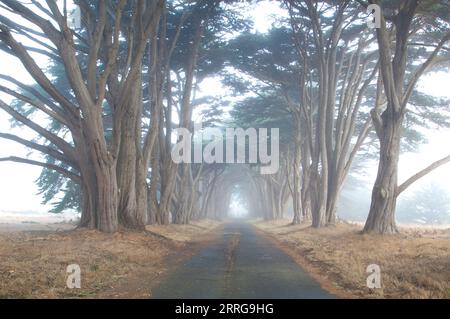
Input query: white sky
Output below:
<box><xmin>0</xmin><ymin>1</ymin><xmax>449</xmax><ymax>215</ymax></box>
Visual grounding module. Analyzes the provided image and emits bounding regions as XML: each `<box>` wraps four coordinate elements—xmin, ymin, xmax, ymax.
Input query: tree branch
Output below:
<box><xmin>0</xmin><ymin>156</ymin><xmax>80</xmax><ymax>183</ymax></box>
<box><xmin>402</xmin><ymin>32</ymin><xmax>450</xmax><ymax>110</ymax></box>
<box><xmin>0</xmin><ymin>74</ymin><xmax>73</xmax><ymax>126</ymax></box>
<box><xmin>0</xmin><ymin>84</ymin><xmax>69</xmax><ymax>126</ymax></box>
<box><xmin>397</xmin><ymin>154</ymin><xmax>450</xmax><ymax>196</ymax></box>
<box><xmin>0</xmin><ymin>132</ymin><xmax>75</xmax><ymax>167</ymax></box>
<box><xmin>0</xmin><ymin>99</ymin><xmax>76</xmax><ymax>159</ymax></box>
<box><xmin>0</xmin><ymin>0</ymin><xmax>62</xmax><ymax>43</ymax></box>
<box><xmin>0</xmin><ymin>24</ymin><xmax>78</xmax><ymax>117</ymax></box>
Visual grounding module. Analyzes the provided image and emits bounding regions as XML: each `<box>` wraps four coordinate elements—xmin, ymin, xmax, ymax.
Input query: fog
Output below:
<box><xmin>0</xmin><ymin>0</ymin><xmax>449</xmax><ymax>226</ymax></box>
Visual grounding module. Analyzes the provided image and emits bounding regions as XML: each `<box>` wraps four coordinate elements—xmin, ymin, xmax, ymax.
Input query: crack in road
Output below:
<box><xmin>151</xmin><ymin>222</ymin><xmax>335</xmax><ymax>299</ymax></box>
<box><xmin>224</xmin><ymin>232</ymin><xmax>240</xmax><ymax>292</ymax></box>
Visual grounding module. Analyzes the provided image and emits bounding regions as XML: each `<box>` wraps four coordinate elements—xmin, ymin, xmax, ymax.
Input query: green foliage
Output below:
<box><xmin>229</xmin><ymin>92</ymin><xmax>292</xmax><ymax>144</ymax></box>
<box><xmin>36</xmin><ymin>156</ymin><xmax>80</xmax><ymax>214</ymax></box>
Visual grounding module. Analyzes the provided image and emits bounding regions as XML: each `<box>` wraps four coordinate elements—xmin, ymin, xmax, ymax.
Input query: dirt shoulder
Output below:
<box><xmin>254</xmin><ymin>219</ymin><xmax>450</xmax><ymax>299</ymax></box>
<box><xmin>0</xmin><ymin>219</ymin><xmax>222</xmax><ymax>298</ymax></box>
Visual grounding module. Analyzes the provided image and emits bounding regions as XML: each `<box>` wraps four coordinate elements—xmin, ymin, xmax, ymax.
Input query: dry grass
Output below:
<box><xmin>0</xmin><ymin>219</ymin><xmax>221</xmax><ymax>299</ymax></box>
<box><xmin>254</xmin><ymin>219</ymin><xmax>450</xmax><ymax>299</ymax></box>
<box><xmin>145</xmin><ymin>219</ymin><xmax>222</xmax><ymax>242</ymax></box>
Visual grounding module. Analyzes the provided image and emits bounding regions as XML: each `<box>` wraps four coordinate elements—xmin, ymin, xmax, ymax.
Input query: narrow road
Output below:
<box><xmin>151</xmin><ymin>222</ymin><xmax>334</xmax><ymax>299</ymax></box>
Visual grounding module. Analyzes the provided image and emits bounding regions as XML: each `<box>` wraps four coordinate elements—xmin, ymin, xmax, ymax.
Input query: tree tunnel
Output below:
<box><xmin>203</xmin><ymin>164</ymin><xmax>291</xmax><ymax>221</ymax></box>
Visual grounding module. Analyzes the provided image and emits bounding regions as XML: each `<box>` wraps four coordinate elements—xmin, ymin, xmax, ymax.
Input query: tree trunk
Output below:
<box><xmin>301</xmin><ymin>162</ymin><xmax>312</xmax><ymax>221</ymax></box>
<box><xmin>363</xmin><ymin>112</ymin><xmax>402</xmax><ymax>234</ymax></box>
<box><xmin>310</xmin><ymin>168</ymin><xmax>326</xmax><ymax>228</ymax></box>
<box><xmin>116</xmin><ymin>78</ymin><xmax>147</xmax><ymax>229</ymax></box>
<box><xmin>94</xmin><ymin>163</ymin><xmax>119</xmax><ymax>233</ymax></box>
<box><xmin>364</xmin><ymin>1</ymin><xmax>420</xmax><ymax>234</ymax></box>
<box><xmin>326</xmin><ymin>176</ymin><xmax>339</xmax><ymax>225</ymax></box>
<box><xmin>78</xmin><ymin>151</ymin><xmax>118</xmax><ymax>233</ymax></box>
<box><xmin>292</xmin><ymin>163</ymin><xmax>302</xmax><ymax>224</ymax></box>
<box><xmin>291</xmin><ymin>129</ymin><xmax>302</xmax><ymax>224</ymax></box>
<box><xmin>72</xmin><ymin>115</ymin><xmax>119</xmax><ymax>233</ymax></box>
<box><xmin>147</xmin><ymin>140</ymin><xmax>160</xmax><ymax>225</ymax></box>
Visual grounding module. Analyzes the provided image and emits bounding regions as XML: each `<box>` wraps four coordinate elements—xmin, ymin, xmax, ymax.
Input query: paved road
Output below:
<box><xmin>151</xmin><ymin>222</ymin><xmax>334</xmax><ymax>299</ymax></box>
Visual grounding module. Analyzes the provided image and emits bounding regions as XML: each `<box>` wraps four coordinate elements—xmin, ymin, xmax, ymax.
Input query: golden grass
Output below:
<box><xmin>254</xmin><ymin>219</ymin><xmax>450</xmax><ymax>299</ymax></box>
<box><xmin>0</xmin><ymin>219</ymin><xmax>221</xmax><ymax>298</ymax></box>
<box><xmin>145</xmin><ymin>219</ymin><xmax>222</xmax><ymax>242</ymax></box>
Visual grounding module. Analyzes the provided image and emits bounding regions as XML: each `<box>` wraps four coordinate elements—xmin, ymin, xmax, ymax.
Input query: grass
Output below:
<box><xmin>254</xmin><ymin>219</ymin><xmax>450</xmax><ymax>299</ymax></box>
<box><xmin>0</xmin><ymin>219</ymin><xmax>221</xmax><ymax>298</ymax></box>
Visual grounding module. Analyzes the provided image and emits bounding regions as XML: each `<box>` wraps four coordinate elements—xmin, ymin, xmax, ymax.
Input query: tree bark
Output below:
<box><xmin>364</xmin><ymin>111</ymin><xmax>403</xmax><ymax>233</ymax></box>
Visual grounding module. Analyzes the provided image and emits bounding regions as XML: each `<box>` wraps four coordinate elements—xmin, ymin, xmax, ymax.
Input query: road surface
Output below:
<box><xmin>151</xmin><ymin>222</ymin><xmax>334</xmax><ymax>299</ymax></box>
